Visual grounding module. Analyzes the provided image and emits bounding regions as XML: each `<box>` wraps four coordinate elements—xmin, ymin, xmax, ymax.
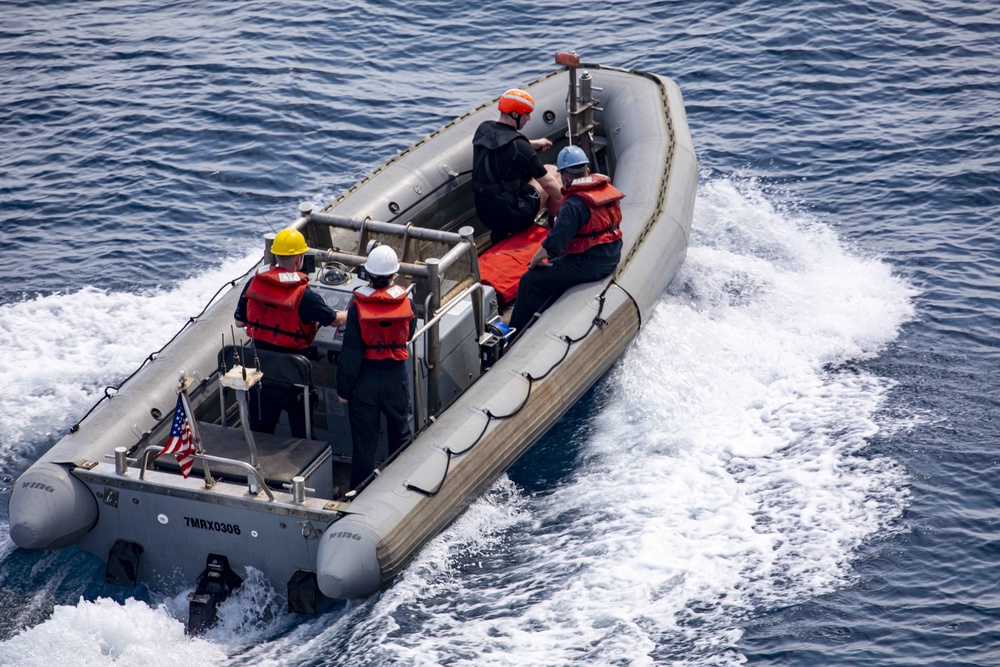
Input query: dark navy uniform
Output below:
<box><xmin>472</xmin><ymin>120</ymin><xmax>548</xmax><ymax>244</ymax></box>
<box><xmin>235</xmin><ymin>270</ymin><xmax>338</xmax><ymax>437</ymax></box>
<box><xmin>336</xmin><ymin>285</ymin><xmax>418</xmax><ymax>489</ymax></box>
<box><xmin>509</xmin><ymin>178</ymin><xmax>623</xmax><ymax>333</ymax></box>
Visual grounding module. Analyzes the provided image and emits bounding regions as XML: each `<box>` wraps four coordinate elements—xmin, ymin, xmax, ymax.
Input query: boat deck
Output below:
<box><xmin>152</xmin><ymin>422</ymin><xmax>348</xmax><ymax>496</ymax></box>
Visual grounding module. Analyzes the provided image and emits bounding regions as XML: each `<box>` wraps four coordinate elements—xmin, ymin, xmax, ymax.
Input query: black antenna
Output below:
<box><xmin>247</xmin><ymin>192</ymin><xmax>277</xmax><ymax>233</ymax></box>
<box><xmin>250</xmin><ymin>335</ymin><xmax>260</xmax><ymax>370</ymax></box>
<box><xmin>230</xmin><ymin>325</ymin><xmax>248</xmax><ymax>381</ymax></box>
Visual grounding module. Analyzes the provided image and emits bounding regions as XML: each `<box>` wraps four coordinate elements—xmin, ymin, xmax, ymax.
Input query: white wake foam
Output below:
<box><xmin>0</xmin><ymin>597</ymin><xmax>227</xmax><ymax>667</ymax></box>
<box><xmin>0</xmin><ymin>253</ymin><xmax>258</xmax><ymax>458</ymax></box>
<box><xmin>0</xmin><ymin>177</ymin><xmax>918</xmax><ymax>666</ymax></box>
<box><xmin>305</xmin><ymin>176</ymin><xmax>918</xmax><ymax>666</ymax></box>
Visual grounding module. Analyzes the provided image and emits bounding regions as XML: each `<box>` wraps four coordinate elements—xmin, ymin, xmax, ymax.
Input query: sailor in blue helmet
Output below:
<box><xmin>337</xmin><ymin>243</ymin><xmax>418</xmax><ymax>491</ymax></box>
<box><xmin>509</xmin><ymin>145</ymin><xmax>624</xmax><ymax>334</ymax></box>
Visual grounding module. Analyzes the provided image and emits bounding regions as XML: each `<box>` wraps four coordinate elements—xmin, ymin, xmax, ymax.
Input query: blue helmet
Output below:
<box><xmin>557</xmin><ymin>145</ymin><xmax>589</xmax><ymax>171</ymax></box>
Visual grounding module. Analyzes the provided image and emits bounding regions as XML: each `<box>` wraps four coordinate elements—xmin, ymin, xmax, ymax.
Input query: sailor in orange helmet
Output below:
<box><xmin>472</xmin><ymin>88</ymin><xmax>563</xmax><ymax>244</ymax></box>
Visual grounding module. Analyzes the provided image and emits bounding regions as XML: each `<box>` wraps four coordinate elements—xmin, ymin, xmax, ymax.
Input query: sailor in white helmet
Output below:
<box><xmin>336</xmin><ymin>242</ymin><xmax>417</xmax><ymax>492</ymax></box>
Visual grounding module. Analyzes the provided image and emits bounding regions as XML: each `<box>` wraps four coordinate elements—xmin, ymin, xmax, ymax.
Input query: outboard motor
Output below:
<box><xmin>186</xmin><ymin>554</ymin><xmax>243</xmax><ymax>635</ymax></box>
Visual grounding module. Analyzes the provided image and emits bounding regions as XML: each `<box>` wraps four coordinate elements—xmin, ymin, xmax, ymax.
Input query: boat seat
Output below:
<box><xmin>152</xmin><ymin>422</ymin><xmax>332</xmax><ymax>493</ymax></box>
<box><xmin>219</xmin><ymin>345</ymin><xmax>312</xmax><ymax>387</ymax></box>
<box><xmin>218</xmin><ymin>344</ymin><xmax>314</xmax><ymax>438</ymax></box>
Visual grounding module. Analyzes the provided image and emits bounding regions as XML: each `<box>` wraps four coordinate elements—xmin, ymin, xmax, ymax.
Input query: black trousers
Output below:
<box><xmin>347</xmin><ymin>361</ymin><xmax>413</xmax><ymax>489</ymax></box>
<box><xmin>509</xmin><ymin>253</ymin><xmax>618</xmax><ymax>333</ymax></box>
<box><xmin>477</xmin><ymin>189</ymin><xmax>541</xmax><ymax>245</ymax></box>
<box><xmin>247</xmin><ymin>382</ymin><xmax>309</xmax><ymax>438</ymax></box>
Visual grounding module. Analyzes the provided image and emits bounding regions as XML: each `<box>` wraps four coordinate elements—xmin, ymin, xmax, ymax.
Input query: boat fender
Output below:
<box><xmin>8</xmin><ymin>462</ymin><xmax>98</xmax><ymax>549</ymax></box>
<box><xmin>315</xmin><ymin>519</ymin><xmax>381</xmax><ymax>599</ymax></box>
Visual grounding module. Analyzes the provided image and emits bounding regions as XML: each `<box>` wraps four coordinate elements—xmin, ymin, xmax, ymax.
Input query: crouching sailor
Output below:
<box><xmin>234</xmin><ymin>227</ymin><xmax>346</xmax><ymax>436</ymax></box>
<box><xmin>337</xmin><ymin>243</ymin><xmax>417</xmax><ymax>491</ymax></box>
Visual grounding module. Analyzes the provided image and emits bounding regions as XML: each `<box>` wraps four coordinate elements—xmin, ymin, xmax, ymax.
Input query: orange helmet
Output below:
<box><xmin>498</xmin><ymin>89</ymin><xmax>534</xmax><ymax>116</ymax></box>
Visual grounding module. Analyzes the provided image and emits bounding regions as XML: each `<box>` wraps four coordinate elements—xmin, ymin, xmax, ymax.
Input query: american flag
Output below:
<box><xmin>156</xmin><ymin>392</ymin><xmax>196</xmax><ymax>477</ymax></box>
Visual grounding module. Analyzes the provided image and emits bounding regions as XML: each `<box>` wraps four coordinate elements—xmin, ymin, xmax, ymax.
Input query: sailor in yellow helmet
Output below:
<box><xmin>234</xmin><ymin>227</ymin><xmax>346</xmax><ymax>436</ymax></box>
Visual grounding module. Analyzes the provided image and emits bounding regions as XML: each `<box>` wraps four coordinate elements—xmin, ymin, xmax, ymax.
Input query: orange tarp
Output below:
<box><xmin>478</xmin><ymin>225</ymin><xmax>549</xmax><ymax>307</ymax></box>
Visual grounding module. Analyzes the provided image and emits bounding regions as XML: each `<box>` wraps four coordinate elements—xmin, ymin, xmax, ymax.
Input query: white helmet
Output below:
<box><xmin>365</xmin><ymin>244</ymin><xmax>400</xmax><ymax>276</ymax></box>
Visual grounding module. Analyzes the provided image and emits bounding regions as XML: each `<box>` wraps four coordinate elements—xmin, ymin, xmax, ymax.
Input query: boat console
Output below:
<box><xmin>236</xmin><ymin>249</ymin><xmax>499</xmax><ymax>465</ymax></box>
<box><xmin>197</xmin><ymin>216</ymin><xmax>501</xmax><ymax>505</ymax></box>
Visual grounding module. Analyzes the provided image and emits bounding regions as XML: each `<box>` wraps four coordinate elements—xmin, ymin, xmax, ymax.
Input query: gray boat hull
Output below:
<box><xmin>8</xmin><ymin>61</ymin><xmax>697</xmax><ymax>607</ymax></box>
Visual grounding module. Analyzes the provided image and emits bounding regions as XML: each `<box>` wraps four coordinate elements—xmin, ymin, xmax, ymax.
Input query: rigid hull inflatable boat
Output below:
<box><xmin>8</xmin><ymin>54</ymin><xmax>697</xmax><ymax>631</ymax></box>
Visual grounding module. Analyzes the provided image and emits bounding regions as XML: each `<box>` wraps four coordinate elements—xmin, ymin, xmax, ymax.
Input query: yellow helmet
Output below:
<box><xmin>271</xmin><ymin>228</ymin><xmax>309</xmax><ymax>256</ymax></box>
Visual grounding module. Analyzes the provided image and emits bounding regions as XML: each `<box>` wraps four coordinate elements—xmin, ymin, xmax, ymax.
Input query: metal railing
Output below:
<box><xmin>298</xmin><ymin>211</ymin><xmax>486</xmax><ymax>421</ymax></box>
<box><xmin>137</xmin><ymin>444</ymin><xmax>275</xmax><ymax>501</ymax></box>
<box><xmin>407</xmin><ymin>281</ymin><xmax>486</xmax><ymax>427</ymax></box>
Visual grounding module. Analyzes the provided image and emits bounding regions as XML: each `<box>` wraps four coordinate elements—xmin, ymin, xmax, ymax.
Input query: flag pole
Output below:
<box><xmin>178</xmin><ymin>372</ymin><xmax>215</xmax><ymax>487</ymax></box>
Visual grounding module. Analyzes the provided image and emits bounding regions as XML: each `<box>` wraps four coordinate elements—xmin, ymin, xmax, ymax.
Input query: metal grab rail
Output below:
<box><xmin>408</xmin><ymin>281</ymin><xmax>485</xmax><ymax>426</ymax></box>
<box><xmin>411</xmin><ymin>282</ymin><xmax>485</xmax><ymax>354</ymax></box>
<box><xmin>300</xmin><ymin>210</ymin><xmax>484</xmax><ymax>421</ymax></box>
<box><xmin>309</xmin><ymin>210</ymin><xmax>470</xmax><ymax>245</ymax></box>
<box><xmin>306</xmin><ymin>211</ymin><xmax>480</xmax><ymax>284</ymax></box>
<box><xmin>137</xmin><ymin>445</ymin><xmax>276</xmax><ymax>501</ymax></box>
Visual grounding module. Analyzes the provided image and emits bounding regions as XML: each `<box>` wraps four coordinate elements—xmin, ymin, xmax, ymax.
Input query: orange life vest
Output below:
<box><xmin>560</xmin><ymin>174</ymin><xmax>625</xmax><ymax>255</ymax></box>
<box><xmin>353</xmin><ymin>284</ymin><xmax>414</xmax><ymax>361</ymax></box>
<box><xmin>244</xmin><ymin>266</ymin><xmax>318</xmax><ymax>350</ymax></box>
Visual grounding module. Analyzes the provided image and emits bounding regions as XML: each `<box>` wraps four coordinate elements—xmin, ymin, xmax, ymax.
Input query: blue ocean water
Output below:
<box><xmin>1</xmin><ymin>0</ymin><xmax>998</xmax><ymax>665</ymax></box>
